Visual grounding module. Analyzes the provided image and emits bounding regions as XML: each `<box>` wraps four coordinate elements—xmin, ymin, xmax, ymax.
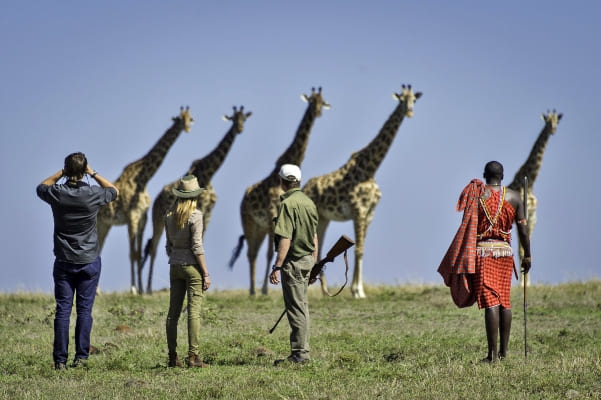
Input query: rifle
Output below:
<box><xmin>268</xmin><ymin>235</ymin><xmax>355</xmax><ymax>334</ymax></box>
<box><xmin>309</xmin><ymin>234</ymin><xmax>355</xmax><ymax>289</ymax></box>
<box><xmin>523</xmin><ymin>176</ymin><xmax>528</xmax><ymax>358</ymax></box>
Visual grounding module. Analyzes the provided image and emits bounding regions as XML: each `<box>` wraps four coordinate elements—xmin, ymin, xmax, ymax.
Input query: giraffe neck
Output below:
<box><xmin>508</xmin><ymin>124</ymin><xmax>553</xmax><ymax>190</ymax></box>
<box><xmin>346</xmin><ymin>102</ymin><xmax>406</xmax><ymax>179</ymax></box>
<box><xmin>189</xmin><ymin>126</ymin><xmax>239</xmax><ymax>186</ymax></box>
<box><xmin>125</xmin><ymin>118</ymin><xmax>184</xmax><ymax>189</ymax></box>
<box><xmin>268</xmin><ymin>103</ymin><xmax>317</xmax><ymax>180</ymax></box>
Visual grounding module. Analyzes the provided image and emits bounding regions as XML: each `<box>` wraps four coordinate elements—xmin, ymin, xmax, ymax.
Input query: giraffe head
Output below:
<box><xmin>222</xmin><ymin>105</ymin><xmax>253</xmax><ymax>134</ymax></box>
<box><xmin>393</xmin><ymin>84</ymin><xmax>422</xmax><ymax>118</ymax></box>
<box><xmin>301</xmin><ymin>86</ymin><xmax>331</xmax><ymax>117</ymax></box>
<box><xmin>541</xmin><ymin>109</ymin><xmax>563</xmax><ymax>134</ymax></box>
<box><xmin>173</xmin><ymin>106</ymin><xmax>194</xmax><ymax>133</ymax></box>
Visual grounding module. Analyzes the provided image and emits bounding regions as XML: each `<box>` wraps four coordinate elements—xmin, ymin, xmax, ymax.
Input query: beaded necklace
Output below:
<box><xmin>478</xmin><ymin>186</ymin><xmax>507</xmax><ymax>239</ymax></box>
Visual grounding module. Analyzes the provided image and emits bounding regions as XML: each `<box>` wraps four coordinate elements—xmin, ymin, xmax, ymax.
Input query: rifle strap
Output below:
<box><xmin>321</xmin><ymin>249</ymin><xmax>350</xmax><ymax>297</ymax></box>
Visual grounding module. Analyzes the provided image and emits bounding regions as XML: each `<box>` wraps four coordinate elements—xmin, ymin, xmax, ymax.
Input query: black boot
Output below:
<box><xmin>499</xmin><ymin>307</ymin><xmax>512</xmax><ymax>359</ymax></box>
<box><xmin>482</xmin><ymin>306</ymin><xmax>500</xmax><ymax>363</ymax></box>
<box><xmin>168</xmin><ymin>353</ymin><xmax>184</xmax><ymax>368</ymax></box>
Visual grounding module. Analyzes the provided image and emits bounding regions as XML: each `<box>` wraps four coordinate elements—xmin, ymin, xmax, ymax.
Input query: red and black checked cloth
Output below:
<box><xmin>474</xmin><ymin>255</ymin><xmax>514</xmax><ymax>309</ymax></box>
<box><xmin>437</xmin><ymin>179</ymin><xmax>485</xmax><ymax>308</ymax></box>
<box><xmin>474</xmin><ymin>185</ymin><xmax>517</xmax><ymax>309</ymax></box>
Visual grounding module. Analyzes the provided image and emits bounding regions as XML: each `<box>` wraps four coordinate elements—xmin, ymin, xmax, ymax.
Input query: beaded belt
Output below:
<box><xmin>476</xmin><ymin>240</ymin><xmax>513</xmax><ymax>258</ymax></box>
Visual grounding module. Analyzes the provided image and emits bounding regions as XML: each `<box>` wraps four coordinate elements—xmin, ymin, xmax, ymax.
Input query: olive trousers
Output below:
<box><xmin>281</xmin><ymin>254</ymin><xmax>314</xmax><ymax>359</ymax></box>
<box><xmin>166</xmin><ymin>264</ymin><xmax>205</xmax><ymax>357</ymax></box>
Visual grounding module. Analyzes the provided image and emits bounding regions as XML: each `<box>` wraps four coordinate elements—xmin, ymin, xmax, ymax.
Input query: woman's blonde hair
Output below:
<box><xmin>168</xmin><ymin>197</ymin><xmax>198</xmax><ymax>230</ymax></box>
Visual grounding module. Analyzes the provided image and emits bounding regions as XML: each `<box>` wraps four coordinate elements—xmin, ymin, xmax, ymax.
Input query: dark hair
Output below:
<box><xmin>64</xmin><ymin>152</ymin><xmax>88</xmax><ymax>180</ymax></box>
<box><xmin>483</xmin><ymin>160</ymin><xmax>504</xmax><ymax>180</ymax></box>
<box><xmin>280</xmin><ymin>178</ymin><xmax>300</xmax><ymax>190</ymax></box>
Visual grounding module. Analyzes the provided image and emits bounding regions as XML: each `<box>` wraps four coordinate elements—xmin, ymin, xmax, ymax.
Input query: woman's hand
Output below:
<box><xmin>202</xmin><ymin>275</ymin><xmax>211</xmax><ymax>291</ymax></box>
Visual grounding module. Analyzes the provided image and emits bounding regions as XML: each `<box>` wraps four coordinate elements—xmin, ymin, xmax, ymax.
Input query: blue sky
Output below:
<box><xmin>2</xmin><ymin>1</ymin><xmax>599</xmax><ymax>293</ymax></box>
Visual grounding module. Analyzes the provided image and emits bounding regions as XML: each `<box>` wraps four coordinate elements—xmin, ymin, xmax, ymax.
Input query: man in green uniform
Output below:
<box><xmin>270</xmin><ymin>164</ymin><xmax>319</xmax><ymax>365</ymax></box>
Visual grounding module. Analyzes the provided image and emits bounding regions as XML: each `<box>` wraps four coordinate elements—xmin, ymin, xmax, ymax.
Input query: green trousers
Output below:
<box><xmin>281</xmin><ymin>254</ymin><xmax>314</xmax><ymax>359</ymax></box>
<box><xmin>166</xmin><ymin>264</ymin><xmax>205</xmax><ymax>357</ymax></box>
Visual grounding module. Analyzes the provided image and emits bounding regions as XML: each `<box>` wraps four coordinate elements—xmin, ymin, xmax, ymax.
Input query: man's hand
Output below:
<box><xmin>521</xmin><ymin>257</ymin><xmax>532</xmax><ymax>274</ymax></box>
<box><xmin>269</xmin><ymin>269</ymin><xmax>281</xmax><ymax>285</ymax></box>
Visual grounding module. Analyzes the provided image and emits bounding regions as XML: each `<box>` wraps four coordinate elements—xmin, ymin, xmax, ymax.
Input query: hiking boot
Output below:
<box><xmin>168</xmin><ymin>353</ymin><xmax>184</xmax><ymax>368</ymax></box>
<box><xmin>274</xmin><ymin>354</ymin><xmax>309</xmax><ymax>366</ymax></box>
<box><xmin>54</xmin><ymin>362</ymin><xmax>67</xmax><ymax>371</ymax></box>
<box><xmin>71</xmin><ymin>358</ymin><xmax>87</xmax><ymax>368</ymax></box>
<box><xmin>188</xmin><ymin>354</ymin><xmax>209</xmax><ymax>368</ymax></box>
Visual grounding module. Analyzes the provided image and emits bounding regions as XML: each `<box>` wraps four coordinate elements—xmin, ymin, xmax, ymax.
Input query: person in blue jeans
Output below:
<box><xmin>37</xmin><ymin>152</ymin><xmax>118</xmax><ymax>370</ymax></box>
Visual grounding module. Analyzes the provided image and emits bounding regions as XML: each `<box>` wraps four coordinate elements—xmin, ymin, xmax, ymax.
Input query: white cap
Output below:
<box><xmin>279</xmin><ymin>164</ymin><xmax>301</xmax><ymax>182</ymax></box>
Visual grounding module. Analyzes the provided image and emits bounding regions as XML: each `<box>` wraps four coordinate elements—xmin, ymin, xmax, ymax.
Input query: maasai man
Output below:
<box><xmin>438</xmin><ymin>161</ymin><xmax>532</xmax><ymax>363</ymax></box>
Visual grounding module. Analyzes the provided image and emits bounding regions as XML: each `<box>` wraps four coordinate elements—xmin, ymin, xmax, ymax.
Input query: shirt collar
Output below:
<box><xmin>280</xmin><ymin>187</ymin><xmax>301</xmax><ymax>201</ymax></box>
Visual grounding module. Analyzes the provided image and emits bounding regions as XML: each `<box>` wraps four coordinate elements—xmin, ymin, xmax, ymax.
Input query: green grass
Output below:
<box><xmin>1</xmin><ymin>282</ymin><xmax>600</xmax><ymax>399</ymax></box>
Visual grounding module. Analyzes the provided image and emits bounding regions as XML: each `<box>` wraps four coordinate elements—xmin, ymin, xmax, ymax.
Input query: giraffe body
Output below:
<box><xmin>143</xmin><ymin>106</ymin><xmax>251</xmax><ymax>293</ymax></box>
<box><xmin>230</xmin><ymin>87</ymin><xmax>329</xmax><ymax>295</ymax></box>
<box><xmin>303</xmin><ymin>85</ymin><xmax>421</xmax><ymax>298</ymax></box>
<box><xmin>508</xmin><ymin>110</ymin><xmax>562</xmax><ymax>286</ymax></box>
<box><xmin>97</xmin><ymin>107</ymin><xmax>194</xmax><ymax>294</ymax></box>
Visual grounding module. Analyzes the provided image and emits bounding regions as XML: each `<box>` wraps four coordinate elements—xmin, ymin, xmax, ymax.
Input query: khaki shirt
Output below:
<box><xmin>165</xmin><ymin>209</ymin><xmax>204</xmax><ymax>265</ymax></box>
<box><xmin>274</xmin><ymin>188</ymin><xmax>318</xmax><ymax>259</ymax></box>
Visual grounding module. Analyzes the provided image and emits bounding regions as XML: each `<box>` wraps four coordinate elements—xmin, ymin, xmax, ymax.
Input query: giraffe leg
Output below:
<box><xmin>135</xmin><ymin>211</ymin><xmax>147</xmax><ymax>295</ymax></box>
<box><xmin>96</xmin><ymin>222</ymin><xmax>112</xmax><ymax>295</ymax></box>
<box><xmin>127</xmin><ymin>223</ymin><xmax>139</xmax><ymax>295</ymax></box>
<box><xmin>246</xmin><ymin>237</ymin><xmax>263</xmax><ymax>296</ymax></box>
<box><xmin>145</xmin><ymin>212</ymin><xmax>165</xmax><ymax>294</ymax></box>
<box><xmin>315</xmin><ymin>218</ymin><xmax>330</xmax><ymax>296</ymax></box>
<box><xmin>260</xmin><ymin>232</ymin><xmax>275</xmax><ymax>295</ymax></box>
<box><xmin>351</xmin><ymin>216</ymin><xmax>367</xmax><ymax>299</ymax></box>
<box><xmin>350</xmin><ymin>187</ymin><xmax>379</xmax><ymax>299</ymax></box>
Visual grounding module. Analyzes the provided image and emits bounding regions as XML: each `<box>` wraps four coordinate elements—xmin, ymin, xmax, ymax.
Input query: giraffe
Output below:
<box><xmin>229</xmin><ymin>87</ymin><xmax>330</xmax><ymax>295</ymax></box>
<box><xmin>508</xmin><ymin>110</ymin><xmax>562</xmax><ymax>286</ymax></box>
<box><xmin>143</xmin><ymin>106</ymin><xmax>252</xmax><ymax>294</ymax></box>
<box><xmin>302</xmin><ymin>84</ymin><xmax>422</xmax><ymax>299</ymax></box>
<box><xmin>97</xmin><ymin>106</ymin><xmax>194</xmax><ymax>294</ymax></box>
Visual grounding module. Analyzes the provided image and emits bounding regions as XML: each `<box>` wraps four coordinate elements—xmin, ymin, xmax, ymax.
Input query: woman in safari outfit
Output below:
<box><xmin>164</xmin><ymin>175</ymin><xmax>211</xmax><ymax>368</ymax></box>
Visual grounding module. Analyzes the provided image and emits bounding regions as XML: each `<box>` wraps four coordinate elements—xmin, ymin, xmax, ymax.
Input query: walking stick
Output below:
<box><xmin>523</xmin><ymin>176</ymin><xmax>528</xmax><ymax>358</ymax></box>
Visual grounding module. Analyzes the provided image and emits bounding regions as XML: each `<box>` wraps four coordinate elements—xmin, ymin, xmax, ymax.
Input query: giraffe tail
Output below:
<box><xmin>141</xmin><ymin>238</ymin><xmax>153</xmax><ymax>268</ymax></box>
<box><xmin>228</xmin><ymin>235</ymin><xmax>245</xmax><ymax>269</ymax></box>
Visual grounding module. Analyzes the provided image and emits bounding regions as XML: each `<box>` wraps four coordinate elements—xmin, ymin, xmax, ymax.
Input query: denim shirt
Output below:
<box><xmin>37</xmin><ymin>181</ymin><xmax>117</xmax><ymax>264</ymax></box>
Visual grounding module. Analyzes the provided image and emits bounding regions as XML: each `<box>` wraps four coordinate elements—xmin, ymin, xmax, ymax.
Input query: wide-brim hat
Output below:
<box><xmin>172</xmin><ymin>175</ymin><xmax>204</xmax><ymax>198</ymax></box>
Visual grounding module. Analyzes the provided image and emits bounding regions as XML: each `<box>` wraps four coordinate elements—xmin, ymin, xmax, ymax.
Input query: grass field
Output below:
<box><xmin>1</xmin><ymin>281</ymin><xmax>600</xmax><ymax>399</ymax></box>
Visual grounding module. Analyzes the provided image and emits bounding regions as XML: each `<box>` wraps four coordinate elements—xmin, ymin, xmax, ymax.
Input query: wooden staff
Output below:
<box><xmin>523</xmin><ymin>176</ymin><xmax>528</xmax><ymax>358</ymax></box>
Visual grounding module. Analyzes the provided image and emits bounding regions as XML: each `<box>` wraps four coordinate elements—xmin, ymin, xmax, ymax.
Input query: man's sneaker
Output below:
<box><xmin>71</xmin><ymin>358</ymin><xmax>87</xmax><ymax>368</ymax></box>
<box><xmin>54</xmin><ymin>362</ymin><xmax>66</xmax><ymax>371</ymax></box>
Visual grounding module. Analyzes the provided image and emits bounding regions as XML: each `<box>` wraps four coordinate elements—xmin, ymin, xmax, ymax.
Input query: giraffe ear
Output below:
<box><xmin>301</xmin><ymin>94</ymin><xmax>310</xmax><ymax>103</ymax></box>
<box><xmin>557</xmin><ymin>113</ymin><xmax>563</xmax><ymax>121</ymax></box>
<box><xmin>223</xmin><ymin>115</ymin><xmax>231</xmax><ymax>121</ymax></box>
<box><xmin>392</xmin><ymin>93</ymin><xmax>401</xmax><ymax>101</ymax></box>
<box><xmin>322</xmin><ymin>102</ymin><xmax>331</xmax><ymax>110</ymax></box>
<box><xmin>245</xmin><ymin>111</ymin><xmax>253</xmax><ymax>118</ymax></box>
<box><xmin>414</xmin><ymin>92</ymin><xmax>423</xmax><ymax>99</ymax></box>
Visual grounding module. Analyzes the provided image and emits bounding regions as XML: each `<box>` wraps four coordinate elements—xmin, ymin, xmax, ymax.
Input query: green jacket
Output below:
<box><xmin>274</xmin><ymin>188</ymin><xmax>319</xmax><ymax>259</ymax></box>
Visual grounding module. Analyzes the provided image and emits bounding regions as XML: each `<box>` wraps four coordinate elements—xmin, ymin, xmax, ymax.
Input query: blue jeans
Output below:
<box><xmin>53</xmin><ymin>257</ymin><xmax>101</xmax><ymax>364</ymax></box>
